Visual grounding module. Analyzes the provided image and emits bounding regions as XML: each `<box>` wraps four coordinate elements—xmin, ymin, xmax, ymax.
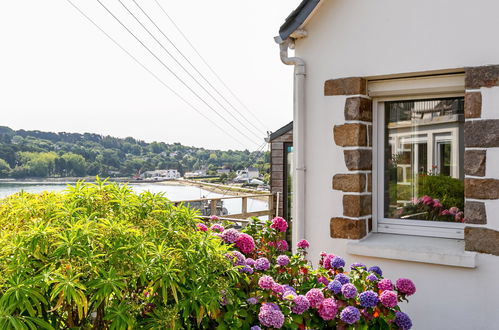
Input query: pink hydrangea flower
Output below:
<box><xmin>270</xmin><ymin>217</ymin><xmax>288</xmax><ymax>232</ymax></box>
<box><xmin>396</xmin><ymin>278</ymin><xmax>416</xmax><ymax>296</ymax></box>
<box><xmin>209</xmin><ymin>215</ymin><xmax>219</xmax><ymax>221</ymax></box>
<box><xmin>378</xmin><ymin>279</ymin><xmax>394</xmax><ymax>291</ymax></box>
<box><xmin>258</xmin><ymin>275</ymin><xmax>275</xmax><ymax>290</ymax></box>
<box><xmin>276</xmin><ymin>240</ymin><xmax>288</xmax><ymax>252</ymax></box>
<box><xmin>322</xmin><ymin>254</ymin><xmax>335</xmax><ymax>270</ymax></box>
<box><xmin>235</xmin><ymin>233</ymin><xmax>255</xmax><ymax>254</ymax></box>
<box><xmin>297</xmin><ymin>239</ymin><xmax>310</xmax><ymax>249</ymax></box>
<box><xmin>318</xmin><ymin>298</ymin><xmax>338</xmax><ymax>320</ymax></box>
<box><xmin>305</xmin><ymin>288</ymin><xmax>324</xmax><ymax>308</ymax></box>
<box><xmin>210</xmin><ymin>224</ymin><xmax>225</xmax><ymax>232</ymax></box>
<box><xmin>379</xmin><ymin>290</ymin><xmax>398</xmax><ymax>308</ymax></box>
<box><xmin>196</xmin><ymin>223</ymin><xmax>208</xmax><ymax>232</ymax></box>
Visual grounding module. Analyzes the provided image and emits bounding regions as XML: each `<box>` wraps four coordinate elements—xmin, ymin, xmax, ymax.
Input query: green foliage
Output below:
<box><xmin>0</xmin><ymin>179</ymin><xmax>240</xmax><ymax>329</ymax></box>
<box><xmin>0</xmin><ymin>159</ymin><xmax>10</xmax><ymax>177</ymax></box>
<box><xmin>418</xmin><ymin>174</ymin><xmax>464</xmax><ymax>210</ymax></box>
<box><xmin>0</xmin><ymin>126</ymin><xmax>269</xmax><ymax>179</ymax></box>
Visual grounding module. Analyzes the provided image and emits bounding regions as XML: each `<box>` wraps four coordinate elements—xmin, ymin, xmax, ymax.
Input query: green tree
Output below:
<box><xmin>0</xmin><ymin>158</ymin><xmax>11</xmax><ymax>177</ymax></box>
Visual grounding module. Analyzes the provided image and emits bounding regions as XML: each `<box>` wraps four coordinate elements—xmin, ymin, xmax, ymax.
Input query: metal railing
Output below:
<box><xmin>173</xmin><ymin>193</ymin><xmax>275</xmax><ymax>224</ymax></box>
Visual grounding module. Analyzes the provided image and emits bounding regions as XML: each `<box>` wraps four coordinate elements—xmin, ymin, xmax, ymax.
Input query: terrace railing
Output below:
<box><xmin>173</xmin><ymin>193</ymin><xmax>276</xmax><ymax>226</ymax></box>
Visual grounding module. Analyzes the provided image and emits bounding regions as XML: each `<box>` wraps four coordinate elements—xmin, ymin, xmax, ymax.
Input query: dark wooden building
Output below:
<box><xmin>268</xmin><ymin>122</ymin><xmax>293</xmax><ymax>220</ymax></box>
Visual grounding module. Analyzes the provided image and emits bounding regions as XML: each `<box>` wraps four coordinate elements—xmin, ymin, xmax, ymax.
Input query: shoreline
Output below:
<box><xmin>0</xmin><ymin>178</ymin><xmax>271</xmax><ymax>201</ymax></box>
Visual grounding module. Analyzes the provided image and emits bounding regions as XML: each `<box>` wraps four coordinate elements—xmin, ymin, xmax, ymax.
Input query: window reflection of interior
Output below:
<box><xmin>384</xmin><ymin>97</ymin><xmax>464</xmax><ymax>222</ymax></box>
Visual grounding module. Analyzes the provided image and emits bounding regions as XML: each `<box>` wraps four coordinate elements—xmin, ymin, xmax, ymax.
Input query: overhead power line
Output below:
<box><xmin>95</xmin><ymin>0</ymin><xmax>261</xmax><ymax>147</ymax></box>
<box><xmin>131</xmin><ymin>0</ymin><xmax>266</xmax><ymax>137</ymax></box>
<box><xmin>64</xmin><ymin>0</ymin><xmax>248</xmax><ymax>148</ymax></box>
<box><xmin>152</xmin><ymin>0</ymin><xmax>269</xmax><ymax>131</ymax></box>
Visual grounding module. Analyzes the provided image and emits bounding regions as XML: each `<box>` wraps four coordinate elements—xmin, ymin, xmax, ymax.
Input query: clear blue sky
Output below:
<box><xmin>0</xmin><ymin>0</ymin><xmax>300</xmax><ymax>150</ymax></box>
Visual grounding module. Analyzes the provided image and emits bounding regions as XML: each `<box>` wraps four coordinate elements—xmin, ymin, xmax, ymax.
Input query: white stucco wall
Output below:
<box><xmin>290</xmin><ymin>0</ymin><xmax>499</xmax><ymax>329</ymax></box>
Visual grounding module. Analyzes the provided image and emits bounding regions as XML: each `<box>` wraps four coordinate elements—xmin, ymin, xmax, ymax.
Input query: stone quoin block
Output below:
<box><xmin>464</xmin><ymin>92</ymin><xmax>482</xmax><ymax>119</ymax></box>
<box><xmin>465</xmin><ymin>227</ymin><xmax>499</xmax><ymax>256</ymax></box>
<box><xmin>464</xmin><ymin>150</ymin><xmax>486</xmax><ymax>177</ymax></box>
<box><xmin>344</xmin><ymin>149</ymin><xmax>372</xmax><ymax>171</ymax></box>
<box><xmin>367</xmin><ymin>173</ymin><xmax>372</xmax><ymax>192</ymax></box>
<box><xmin>343</xmin><ymin>194</ymin><xmax>372</xmax><ymax>217</ymax></box>
<box><xmin>325</xmin><ymin>77</ymin><xmax>367</xmax><ymax>96</ymax></box>
<box><xmin>332</xmin><ymin>173</ymin><xmax>366</xmax><ymax>192</ymax></box>
<box><xmin>333</xmin><ymin>124</ymin><xmax>368</xmax><ymax>147</ymax></box>
<box><xmin>465</xmin><ymin>178</ymin><xmax>499</xmax><ymax>199</ymax></box>
<box><xmin>464</xmin><ymin>201</ymin><xmax>487</xmax><ymax>224</ymax></box>
<box><xmin>344</xmin><ymin>97</ymin><xmax>372</xmax><ymax>121</ymax></box>
<box><xmin>465</xmin><ymin>65</ymin><xmax>499</xmax><ymax>89</ymax></box>
<box><xmin>464</xmin><ymin>120</ymin><xmax>499</xmax><ymax>148</ymax></box>
<box><xmin>330</xmin><ymin>217</ymin><xmax>367</xmax><ymax>239</ymax></box>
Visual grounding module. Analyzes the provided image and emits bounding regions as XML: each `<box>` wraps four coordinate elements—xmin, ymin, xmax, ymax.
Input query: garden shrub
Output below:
<box><xmin>204</xmin><ymin>216</ymin><xmax>415</xmax><ymax>329</ymax></box>
<box><xmin>417</xmin><ymin>174</ymin><xmax>464</xmax><ymax>210</ymax></box>
<box><xmin>0</xmin><ymin>179</ymin><xmax>240</xmax><ymax>329</ymax></box>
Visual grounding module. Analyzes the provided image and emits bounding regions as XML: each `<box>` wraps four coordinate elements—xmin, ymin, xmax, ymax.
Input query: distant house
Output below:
<box><xmin>234</xmin><ymin>167</ymin><xmax>260</xmax><ymax>183</ymax></box>
<box><xmin>141</xmin><ymin>169</ymin><xmax>180</xmax><ymax>180</ymax></box>
<box><xmin>267</xmin><ymin>122</ymin><xmax>293</xmax><ymax>219</ymax></box>
<box><xmin>275</xmin><ymin>0</ymin><xmax>499</xmax><ymax>328</ymax></box>
<box><xmin>216</xmin><ymin>168</ymin><xmax>231</xmax><ymax>175</ymax></box>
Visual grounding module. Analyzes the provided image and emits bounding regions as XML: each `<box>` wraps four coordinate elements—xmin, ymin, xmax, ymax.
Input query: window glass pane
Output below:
<box><xmin>384</xmin><ymin>97</ymin><xmax>465</xmax><ymax>222</ymax></box>
<box><xmin>286</xmin><ymin>145</ymin><xmax>293</xmax><ymax>221</ymax></box>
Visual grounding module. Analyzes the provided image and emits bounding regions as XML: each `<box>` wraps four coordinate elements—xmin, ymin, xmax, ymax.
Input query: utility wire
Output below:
<box><xmin>63</xmin><ymin>0</ymin><xmax>247</xmax><ymax>148</ymax></box>
<box><xmin>95</xmin><ymin>0</ymin><xmax>260</xmax><ymax>148</ymax></box>
<box><xmin>114</xmin><ymin>0</ymin><xmax>262</xmax><ymax>145</ymax></box>
<box><xmin>131</xmin><ymin>0</ymin><xmax>266</xmax><ymax>136</ymax></box>
<box><xmin>152</xmin><ymin>0</ymin><xmax>269</xmax><ymax>131</ymax></box>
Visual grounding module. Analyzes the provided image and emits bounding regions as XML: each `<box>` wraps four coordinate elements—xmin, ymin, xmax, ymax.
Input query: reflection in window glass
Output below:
<box><xmin>384</xmin><ymin>98</ymin><xmax>465</xmax><ymax>222</ymax></box>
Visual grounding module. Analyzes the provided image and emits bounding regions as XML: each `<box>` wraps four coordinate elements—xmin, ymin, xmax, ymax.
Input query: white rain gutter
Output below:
<box><xmin>274</xmin><ymin>35</ymin><xmax>306</xmax><ymax>252</ymax></box>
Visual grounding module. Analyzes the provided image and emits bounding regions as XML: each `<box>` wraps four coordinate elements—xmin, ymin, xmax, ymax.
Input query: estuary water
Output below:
<box><xmin>0</xmin><ymin>182</ymin><xmax>267</xmax><ymax>215</ymax></box>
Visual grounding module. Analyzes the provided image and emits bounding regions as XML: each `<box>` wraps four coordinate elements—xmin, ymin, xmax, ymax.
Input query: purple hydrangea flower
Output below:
<box><xmin>245</xmin><ymin>258</ymin><xmax>255</xmax><ymax>267</ymax></box>
<box><xmin>396</xmin><ymin>278</ymin><xmax>416</xmax><ymax>296</ymax></box>
<box><xmin>341</xmin><ymin>283</ymin><xmax>358</xmax><ymax>299</ymax></box>
<box><xmin>270</xmin><ymin>217</ymin><xmax>288</xmax><ymax>232</ymax></box>
<box><xmin>334</xmin><ymin>273</ymin><xmax>350</xmax><ymax>285</ymax></box>
<box><xmin>282</xmin><ymin>285</ymin><xmax>296</xmax><ymax>293</ymax></box>
<box><xmin>359</xmin><ymin>290</ymin><xmax>379</xmax><ymax>307</ymax></box>
<box><xmin>350</xmin><ymin>262</ymin><xmax>367</xmax><ymax>270</ymax></box>
<box><xmin>378</xmin><ymin>279</ymin><xmax>394</xmax><ymax>291</ymax></box>
<box><xmin>368</xmin><ymin>266</ymin><xmax>383</xmax><ymax>277</ymax></box>
<box><xmin>395</xmin><ymin>311</ymin><xmax>413</xmax><ymax>330</ymax></box>
<box><xmin>291</xmin><ymin>295</ymin><xmax>310</xmax><ymax>314</ymax></box>
<box><xmin>258</xmin><ymin>303</ymin><xmax>285</xmax><ymax>329</ymax></box>
<box><xmin>247</xmin><ymin>297</ymin><xmax>258</xmax><ymax>305</ymax></box>
<box><xmin>379</xmin><ymin>290</ymin><xmax>398</xmax><ymax>308</ymax></box>
<box><xmin>254</xmin><ymin>257</ymin><xmax>270</xmax><ymax>271</ymax></box>
<box><xmin>240</xmin><ymin>265</ymin><xmax>254</xmax><ymax>274</ymax></box>
<box><xmin>276</xmin><ymin>255</ymin><xmax>290</xmax><ymax>266</ymax></box>
<box><xmin>221</xmin><ymin>228</ymin><xmax>240</xmax><ymax>243</ymax></box>
<box><xmin>258</xmin><ymin>275</ymin><xmax>274</xmax><ymax>290</ymax></box>
<box><xmin>250</xmin><ymin>326</ymin><xmax>262</xmax><ymax>330</ymax></box>
<box><xmin>305</xmin><ymin>288</ymin><xmax>324</xmax><ymax>308</ymax></box>
<box><xmin>340</xmin><ymin>306</ymin><xmax>361</xmax><ymax>324</ymax></box>
<box><xmin>283</xmin><ymin>290</ymin><xmax>297</xmax><ymax>300</ymax></box>
<box><xmin>328</xmin><ymin>280</ymin><xmax>342</xmax><ymax>294</ymax></box>
<box><xmin>330</xmin><ymin>256</ymin><xmax>345</xmax><ymax>269</ymax></box>
<box><xmin>366</xmin><ymin>274</ymin><xmax>378</xmax><ymax>282</ymax></box>
<box><xmin>226</xmin><ymin>251</ymin><xmax>246</xmax><ymax>266</ymax></box>
<box><xmin>297</xmin><ymin>239</ymin><xmax>310</xmax><ymax>249</ymax></box>
<box><xmin>318</xmin><ymin>298</ymin><xmax>337</xmax><ymax>320</ymax></box>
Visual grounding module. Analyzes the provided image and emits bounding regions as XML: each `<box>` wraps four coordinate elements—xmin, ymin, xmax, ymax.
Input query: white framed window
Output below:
<box><xmin>371</xmin><ymin>74</ymin><xmax>466</xmax><ymax>239</ymax></box>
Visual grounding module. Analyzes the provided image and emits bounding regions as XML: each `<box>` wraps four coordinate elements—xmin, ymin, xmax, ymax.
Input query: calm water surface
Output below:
<box><xmin>0</xmin><ymin>182</ymin><xmax>267</xmax><ymax>215</ymax></box>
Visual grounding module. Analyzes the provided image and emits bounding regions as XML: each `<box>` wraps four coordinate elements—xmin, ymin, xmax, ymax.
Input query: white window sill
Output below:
<box><xmin>346</xmin><ymin>233</ymin><xmax>477</xmax><ymax>268</ymax></box>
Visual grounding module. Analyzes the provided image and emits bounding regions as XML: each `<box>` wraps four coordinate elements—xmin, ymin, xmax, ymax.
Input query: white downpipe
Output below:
<box><xmin>277</xmin><ymin>39</ymin><xmax>306</xmax><ymax>252</ymax></box>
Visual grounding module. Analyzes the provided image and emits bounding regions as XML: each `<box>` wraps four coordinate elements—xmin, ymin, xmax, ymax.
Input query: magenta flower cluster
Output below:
<box><xmin>276</xmin><ymin>255</ymin><xmax>290</xmax><ymax>266</ymax></box>
<box><xmin>297</xmin><ymin>239</ymin><xmax>310</xmax><ymax>249</ymax></box>
<box><xmin>305</xmin><ymin>288</ymin><xmax>324</xmax><ymax>308</ymax></box>
<box><xmin>270</xmin><ymin>216</ymin><xmax>288</xmax><ymax>232</ymax></box>
<box><xmin>396</xmin><ymin>278</ymin><xmax>416</xmax><ymax>296</ymax></box>
<box><xmin>221</xmin><ymin>228</ymin><xmax>239</xmax><ymax>243</ymax></box>
<box><xmin>235</xmin><ymin>233</ymin><xmax>255</xmax><ymax>254</ymax></box>
<box><xmin>196</xmin><ymin>223</ymin><xmax>208</xmax><ymax>232</ymax></box>
<box><xmin>291</xmin><ymin>295</ymin><xmax>310</xmax><ymax>314</ymax></box>
<box><xmin>318</xmin><ymin>298</ymin><xmax>337</xmax><ymax>320</ymax></box>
